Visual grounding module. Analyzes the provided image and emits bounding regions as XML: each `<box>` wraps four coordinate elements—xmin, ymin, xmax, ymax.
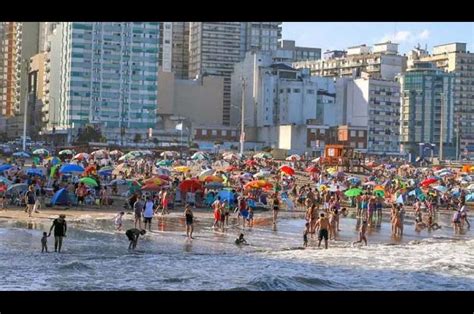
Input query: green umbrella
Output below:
<box><xmin>374</xmin><ymin>190</ymin><xmax>385</xmax><ymax>197</ymax></box>
<box><xmin>157</xmin><ymin>160</ymin><xmax>172</xmax><ymax>166</ymax></box>
<box><xmin>80</xmin><ymin>177</ymin><xmax>98</xmax><ymax>187</ymax></box>
<box><xmin>344</xmin><ymin>188</ymin><xmax>363</xmax><ymax>197</ymax></box>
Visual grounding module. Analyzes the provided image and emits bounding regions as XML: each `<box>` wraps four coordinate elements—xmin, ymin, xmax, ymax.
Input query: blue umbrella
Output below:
<box><xmin>0</xmin><ymin>164</ymin><xmax>12</xmax><ymax>172</ymax></box>
<box><xmin>26</xmin><ymin>168</ymin><xmax>44</xmax><ymax>177</ymax></box>
<box><xmin>432</xmin><ymin>185</ymin><xmax>448</xmax><ymax>193</ymax></box>
<box><xmin>60</xmin><ymin>164</ymin><xmax>85</xmax><ymax>173</ymax></box>
<box><xmin>13</xmin><ymin>151</ymin><xmax>30</xmax><ymax>158</ymax></box>
<box><xmin>0</xmin><ymin>176</ymin><xmax>12</xmax><ymax>186</ymax></box>
<box><xmin>466</xmin><ymin>193</ymin><xmax>474</xmax><ymax>202</ymax></box>
<box><xmin>7</xmin><ymin>183</ymin><xmax>28</xmax><ymax>193</ymax></box>
<box><xmin>98</xmin><ymin>169</ymin><xmax>113</xmax><ymax>176</ymax></box>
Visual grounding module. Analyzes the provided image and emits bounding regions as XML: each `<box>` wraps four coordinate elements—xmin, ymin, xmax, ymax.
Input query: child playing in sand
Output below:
<box><xmin>41</xmin><ymin>232</ymin><xmax>49</xmax><ymax>253</ymax></box>
<box><xmin>114</xmin><ymin>211</ymin><xmax>125</xmax><ymax>231</ymax></box>
<box><xmin>235</xmin><ymin>233</ymin><xmax>248</xmax><ymax>245</ymax></box>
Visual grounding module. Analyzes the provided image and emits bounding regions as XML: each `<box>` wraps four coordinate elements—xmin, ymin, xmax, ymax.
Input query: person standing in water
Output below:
<box><xmin>272</xmin><ymin>193</ymin><xmax>280</xmax><ymax>226</ymax></box>
<box><xmin>352</xmin><ymin>220</ymin><xmax>368</xmax><ymax>246</ymax></box>
<box><xmin>41</xmin><ymin>232</ymin><xmax>49</xmax><ymax>253</ymax></box>
<box><xmin>143</xmin><ymin>197</ymin><xmax>154</xmax><ymax>232</ymax></box>
<box><xmin>184</xmin><ymin>205</ymin><xmax>194</xmax><ymax>239</ymax></box>
<box><xmin>314</xmin><ymin>213</ymin><xmax>330</xmax><ymax>249</ymax></box>
<box><xmin>48</xmin><ymin>214</ymin><xmax>67</xmax><ymax>253</ymax></box>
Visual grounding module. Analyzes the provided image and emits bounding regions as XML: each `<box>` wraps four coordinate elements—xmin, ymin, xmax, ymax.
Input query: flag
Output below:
<box><xmin>396</xmin><ymin>194</ymin><xmax>404</xmax><ymax>204</ymax></box>
<box><xmin>175</xmin><ymin>123</ymin><xmax>183</xmax><ymax>131</ymax></box>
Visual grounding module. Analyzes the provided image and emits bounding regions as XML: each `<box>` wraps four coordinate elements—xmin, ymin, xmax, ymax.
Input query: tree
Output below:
<box><xmin>133</xmin><ymin>133</ymin><xmax>142</xmax><ymax>144</ymax></box>
<box><xmin>75</xmin><ymin>125</ymin><xmax>103</xmax><ymax>144</ymax></box>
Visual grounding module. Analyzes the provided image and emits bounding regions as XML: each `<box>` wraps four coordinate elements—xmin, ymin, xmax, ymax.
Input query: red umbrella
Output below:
<box><xmin>141</xmin><ymin>184</ymin><xmax>167</xmax><ymax>192</ymax></box>
<box><xmin>420</xmin><ymin>178</ymin><xmax>437</xmax><ymax>187</ymax></box>
<box><xmin>245</xmin><ymin>160</ymin><xmax>257</xmax><ymax>166</ymax></box>
<box><xmin>280</xmin><ymin>165</ymin><xmax>295</xmax><ymax>176</ymax></box>
<box><xmin>84</xmin><ymin>165</ymin><xmax>96</xmax><ymax>174</ymax></box>
<box><xmin>179</xmin><ymin>179</ymin><xmax>203</xmax><ymax>193</ymax></box>
<box><xmin>305</xmin><ymin>166</ymin><xmax>319</xmax><ymax>173</ymax></box>
<box><xmin>225</xmin><ymin>165</ymin><xmax>238</xmax><ymax>172</ymax></box>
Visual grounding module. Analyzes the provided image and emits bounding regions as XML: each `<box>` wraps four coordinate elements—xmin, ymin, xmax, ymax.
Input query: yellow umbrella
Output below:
<box><xmin>318</xmin><ymin>184</ymin><xmax>328</xmax><ymax>191</ymax></box>
<box><xmin>174</xmin><ymin>166</ymin><xmax>190</xmax><ymax>173</ymax></box>
<box><xmin>327</xmin><ymin>167</ymin><xmax>337</xmax><ymax>174</ymax></box>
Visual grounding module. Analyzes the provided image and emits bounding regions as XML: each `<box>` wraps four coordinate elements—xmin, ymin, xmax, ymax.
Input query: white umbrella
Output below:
<box><xmin>311</xmin><ymin>157</ymin><xmax>321</xmax><ymax>163</ymax></box>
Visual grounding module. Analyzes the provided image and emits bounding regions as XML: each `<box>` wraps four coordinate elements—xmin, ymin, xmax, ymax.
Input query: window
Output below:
<box><xmin>357</xmin><ymin>142</ymin><xmax>364</xmax><ymax>148</ymax></box>
<box><xmin>320</xmin><ymin>129</ymin><xmax>325</xmax><ymax>135</ymax></box>
<box><xmin>221</xmin><ymin>130</ymin><xmax>227</xmax><ymax>136</ymax></box>
<box><xmin>307</xmin><ymin>89</ymin><xmax>314</xmax><ymax>94</ymax></box>
<box><xmin>350</xmin><ymin>130</ymin><xmax>356</xmax><ymax>137</ymax></box>
<box><xmin>293</xmin><ymin>89</ymin><xmax>301</xmax><ymax>93</ymax></box>
<box><xmin>231</xmin><ymin>131</ymin><xmax>236</xmax><ymax>137</ymax></box>
<box><xmin>202</xmin><ymin>129</ymin><xmax>207</xmax><ymax>135</ymax></box>
<box><xmin>358</xmin><ymin>131</ymin><xmax>364</xmax><ymax>137</ymax></box>
<box><xmin>212</xmin><ymin>130</ymin><xmax>217</xmax><ymax>136</ymax></box>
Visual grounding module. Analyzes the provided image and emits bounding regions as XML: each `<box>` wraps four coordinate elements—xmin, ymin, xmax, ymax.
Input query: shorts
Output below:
<box><xmin>303</xmin><ymin>235</ymin><xmax>308</xmax><ymax>243</ymax></box>
<box><xmin>78</xmin><ymin>196</ymin><xmax>85</xmax><ymax>202</ymax></box>
<box><xmin>144</xmin><ymin>217</ymin><xmax>152</xmax><ymax>224</ymax></box>
<box><xmin>135</xmin><ymin>214</ymin><xmax>142</xmax><ymax>220</ymax></box>
<box><xmin>273</xmin><ymin>206</ymin><xmax>279</xmax><ymax>211</ymax></box>
<box><xmin>318</xmin><ymin>229</ymin><xmax>328</xmax><ymax>241</ymax></box>
<box><xmin>186</xmin><ymin>221</ymin><xmax>193</xmax><ymax>226</ymax></box>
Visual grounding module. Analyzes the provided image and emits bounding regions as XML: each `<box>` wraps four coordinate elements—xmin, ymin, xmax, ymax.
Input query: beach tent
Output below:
<box><xmin>51</xmin><ymin>188</ymin><xmax>70</xmax><ymax>206</ymax></box>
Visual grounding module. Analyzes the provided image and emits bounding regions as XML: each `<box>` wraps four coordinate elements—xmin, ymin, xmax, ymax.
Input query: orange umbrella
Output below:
<box><xmin>374</xmin><ymin>185</ymin><xmax>385</xmax><ymax>191</ymax></box>
<box><xmin>203</xmin><ymin>175</ymin><xmax>224</xmax><ymax>183</ymax></box>
<box><xmin>225</xmin><ymin>165</ymin><xmax>238</xmax><ymax>172</ymax></box>
<box><xmin>143</xmin><ymin>177</ymin><xmax>165</xmax><ymax>186</ymax></box>
<box><xmin>84</xmin><ymin>165</ymin><xmax>96</xmax><ymax>174</ymax></box>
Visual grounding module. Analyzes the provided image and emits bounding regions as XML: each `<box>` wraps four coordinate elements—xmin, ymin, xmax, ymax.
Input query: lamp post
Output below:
<box><xmin>22</xmin><ymin>59</ymin><xmax>29</xmax><ymax>151</ymax></box>
<box><xmin>240</xmin><ymin>77</ymin><xmax>246</xmax><ymax>156</ymax></box>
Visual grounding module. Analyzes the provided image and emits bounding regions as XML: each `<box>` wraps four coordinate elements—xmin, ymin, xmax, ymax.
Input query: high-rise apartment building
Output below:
<box><xmin>279</xmin><ymin>40</ymin><xmax>321</xmax><ymax>61</ymax></box>
<box><xmin>398</xmin><ymin>61</ymin><xmax>455</xmax><ymax>158</ymax></box>
<box><xmin>188</xmin><ymin>22</ymin><xmax>281</xmax><ymax>125</ymax></box>
<box><xmin>159</xmin><ymin>22</ymin><xmax>189</xmax><ymax>79</ymax></box>
<box><xmin>47</xmin><ymin>22</ymin><xmax>160</xmax><ymax>143</ymax></box>
<box><xmin>293</xmin><ymin>42</ymin><xmax>406</xmax><ymax>81</ymax></box>
<box><xmin>417</xmin><ymin>43</ymin><xmax>474</xmax><ymax>153</ymax></box>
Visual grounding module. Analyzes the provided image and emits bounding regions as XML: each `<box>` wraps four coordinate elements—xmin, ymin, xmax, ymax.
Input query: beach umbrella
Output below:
<box><xmin>466</xmin><ymin>184</ymin><xmax>474</xmax><ymax>191</ymax></box>
<box><xmin>199</xmin><ymin>169</ymin><xmax>215</xmax><ymax>179</ymax></box>
<box><xmin>191</xmin><ymin>152</ymin><xmax>208</xmax><ymax>160</ymax></box>
<box><xmin>305</xmin><ymin>166</ymin><xmax>319</xmax><ymax>173</ymax></box>
<box><xmin>346</xmin><ymin>177</ymin><xmax>361</xmax><ymax>185</ymax></box>
<box><xmin>203</xmin><ymin>175</ymin><xmax>224</xmax><ymax>183</ymax></box>
<box><xmin>84</xmin><ymin>165</ymin><xmax>96</xmax><ymax>174</ymax></box>
<box><xmin>33</xmin><ymin>148</ymin><xmax>49</xmax><ymax>155</ymax></box>
<box><xmin>156</xmin><ymin>160</ymin><xmax>173</xmax><ymax>167</ymax></box>
<box><xmin>366</xmin><ymin>161</ymin><xmax>378</xmax><ymax>167</ymax></box>
<box><xmin>205</xmin><ymin>182</ymin><xmax>224</xmax><ymax>190</ymax></box>
<box><xmin>286</xmin><ymin>154</ymin><xmax>301</xmax><ymax>161</ymax></box>
<box><xmin>91</xmin><ymin>149</ymin><xmax>109</xmax><ymax>159</ymax></box>
<box><xmin>141</xmin><ymin>184</ymin><xmax>167</xmax><ymax>192</ymax></box>
<box><xmin>60</xmin><ymin>164</ymin><xmax>85</xmax><ymax>173</ymax></box>
<box><xmin>420</xmin><ymin>178</ymin><xmax>437</xmax><ymax>187</ymax></box>
<box><xmin>109</xmin><ymin>150</ymin><xmax>123</xmax><ymax>156</ymax></box>
<box><xmin>98</xmin><ymin>168</ymin><xmax>113</xmax><ymax>177</ymax></box>
<box><xmin>109</xmin><ymin>179</ymin><xmax>128</xmax><ymax>186</ymax></box>
<box><xmin>179</xmin><ymin>179</ymin><xmax>203</xmax><ymax>193</ymax></box>
<box><xmin>253</xmin><ymin>169</ymin><xmax>272</xmax><ymax>178</ymax></box>
<box><xmin>0</xmin><ymin>176</ymin><xmax>12</xmax><ymax>186</ymax></box>
<box><xmin>154</xmin><ymin>167</ymin><xmax>171</xmax><ymax>177</ymax></box>
<box><xmin>225</xmin><ymin>165</ymin><xmax>238</xmax><ymax>172</ymax></box>
<box><xmin>311</xmin><ymin>157</ymin><xmax>321</xmax><ymax>163</ymax></box>
<box><xmin>344</xmin><ymin>188</ymin><xmax>363</xmax><ymax>197</ymax></box>
<box><xmin>0</xmin><ymin>164</ymin><xmax>13</xmax><ymax>172</ymax></box>
<box><xmin>433</xmin><ymin>185</ymin><xmax>448</xmax><ymax>193</ymax></box>
<box><xmin>13</xmin><ymin>151</ymin><xmax>30</xmax><ymax>158</ymax></box>
<box><xmin>466</xmin><ymin>193</ymin><xmax>474</xmax><ymax>202</ymax></box>
<box><xmin>46</xmin><ymin>156</ymin><xmax>61</xmax><ymax>165</ymax></box>
<box><xmin>7</xmin><ymin>183</ymin><xmax>28</xmax><ymax>194</ymax></box>
<box><xmin>253</xmin><ymin>152</ymin><xmax>272</xmax><ymax>159</ymax></box>
<box><xmin>374</xmin><ymin>185</ymin><xmax>385</xmax><ymax>191</ymax></box>
<box><xmin>160</xmin><ymin>151</ymin><xmax>178</xmax><ymax>158</ymax></box>
<box><xmin>80</xmin><ymin>177</ymin><xmax>98</xmax><ymax>187</ymax></box>
<box><xmin>59</xmin><ymin>149</ymin><xmax>74</xmax><ymax>156</ymax></box>
<box><xmin>363</xmin><ymin>181</ymin><xmax>376</xmax><ymax>186</ymax></box>
<box><xmin>119</xmin><ymin>153</ymin><xmax>136</xmax><ymax>161</ymax></box>
<box><xmin>223</xmin><ymin>153</ymin><xmax>240</xmax><ymax>161</ymax></box>
<box><xmin>280</xmin><ymin>165</ymin><xmax>295</xmax><ymax>176</ymax></box>
<box><xmin>245</xmin><ymin>159</ymin><xmax>257</xmax><ymax>167</ymax></box>
<box><xmin>329</xmin><ymin>184</ymin><xmax>347</xmax><ymax>192</ymax></box>
<box><xmin>73</xmin><ymin>153</ymin><xmax>89</xmax><ymax>161</ymax></box>
<box><xmin>373</xmin><ymin>190</ymin><xmax>385</xmax><ymax>197</ymax></box>
<box><xmin>174</xmin><ymin>166</ymin><xmax>190</xmax><ymax>173</ymax></box>
<box><xmin>26</xmin><ymin>168</ymin><xmax>44</xmax><ymax>177</ymax></box>
<box><xmin>326</xmin><ymin>167</ymin><xmax>337</xmax><ymax>175</ymax></box>
<box><xmin>143</xmin><ymin>177</ymin><xmax>166</xmax><ymax>186</ymax></box>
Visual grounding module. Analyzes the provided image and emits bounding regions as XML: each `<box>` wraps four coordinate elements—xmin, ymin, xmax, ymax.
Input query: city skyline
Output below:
<box><xmin>283</xmin><ymin>22</ymin><xmax>474</xmax><ymax>54</ymax></box>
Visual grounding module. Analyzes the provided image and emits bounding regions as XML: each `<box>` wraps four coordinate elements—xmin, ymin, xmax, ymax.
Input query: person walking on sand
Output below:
<box><xmin>25</xmin><ymin>186</ymin><xmax>36</xmax><ymax>217</ymax></box>
<box><xmin>126</xmin><ymin>228</ymin><xmax>146</xmax><ymax>250</ymax></box>
<box><xmin>314</xmin><ymin>213</ymin><xmax>330</xmax><ymax>249</ymax></box>
<box><xmin>143</xmin><ymin>197</ymin><xmax>154</xmax><ymax>232</ymax></box>
<box><xmin>48</xmin><ymin>214</ymin><xmax>67</xmax><ymax>253</ymax></box>
<box><xmin>272</xmin><ymin>193</ymin><xmax>280</xmax><ymax>226</ymax></box>
<box><xmin>184</xmin><ymin>205</ymin><xmax>194</xmax><ymax>239</ymax></box>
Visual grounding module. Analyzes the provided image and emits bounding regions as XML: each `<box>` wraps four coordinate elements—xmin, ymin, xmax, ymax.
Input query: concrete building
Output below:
<box><xmin>193</xmin><ymin>125</ymin><xmax>240</xmax><ymax>152</ymax></box>
<box><xmin>398</xmin><ymin>61</ymin><xmax>455</xmax><ymax>159</ymax></box>
<box><xmin>241</xmin><ymin>22</ymin><xmax>281</xmax><ymax>57</ymax></box>
<box><xmin>0</xmin><ymin>22</ymin><xmax>40</xmax><ymax>138</ymax></box>
<box><xmin>27</xmin><ymin>53</ymin><xmax>46</xmax><ymax>139</ymax></box>
<box><xmin>46</xmin><ymin>22</ymin><xmax>160</xmax><ymax>144</ymax></box>
<box><xmin>293</xmin><ymin>42</ymin><xmax>407</xmax><ymax>81</ymax></box>
<box><xmin>345</xmin><ymin>77</ymin><xmax>401</xmax><ymax>154</ymax></box>
<box><xmin>279</xmin><ymin>40</ymin><xmax>321</xmax><ymax>61</ymax></box>
<box><xmin>157</xmin><ymin>70</ymin><xmax>224</xmax><ymax>127</ymax></box>
<box><xmin>417</xmin><ymin>43</ymin><xmax>474</xmax><ymax>153</ymax></box>
<box><xmin>231</xmin><ymin>50</ymin><xmax>335</xmax><ymax>149</ymax></box>
<box><xmin>158</xmin><ymin>22</ymin><xmax>189</xmax><ymax>79</ymax></box>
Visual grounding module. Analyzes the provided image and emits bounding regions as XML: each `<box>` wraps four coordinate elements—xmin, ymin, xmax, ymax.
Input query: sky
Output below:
<box><xmin>282</xmin><ymin>22</ymin><xmax>474</xmax><ymax>55</ymax></box>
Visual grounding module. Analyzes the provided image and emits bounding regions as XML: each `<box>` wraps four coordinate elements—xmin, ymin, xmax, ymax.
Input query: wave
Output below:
<box><xmin>237</xmin><ymin>274</ymin><xmax>343</xmax><ymax>291</ymax></box>
<box><xmin>59</xmin><ymin>261</ymin><xmax>94</xmax><ymax>271</ymax></box>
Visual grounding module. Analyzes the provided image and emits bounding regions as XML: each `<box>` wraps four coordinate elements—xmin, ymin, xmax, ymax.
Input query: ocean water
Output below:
<box><xmin>0</xmin><ymin>213</ymin><xmax>473</xmax><ymax>291</ymax></box>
